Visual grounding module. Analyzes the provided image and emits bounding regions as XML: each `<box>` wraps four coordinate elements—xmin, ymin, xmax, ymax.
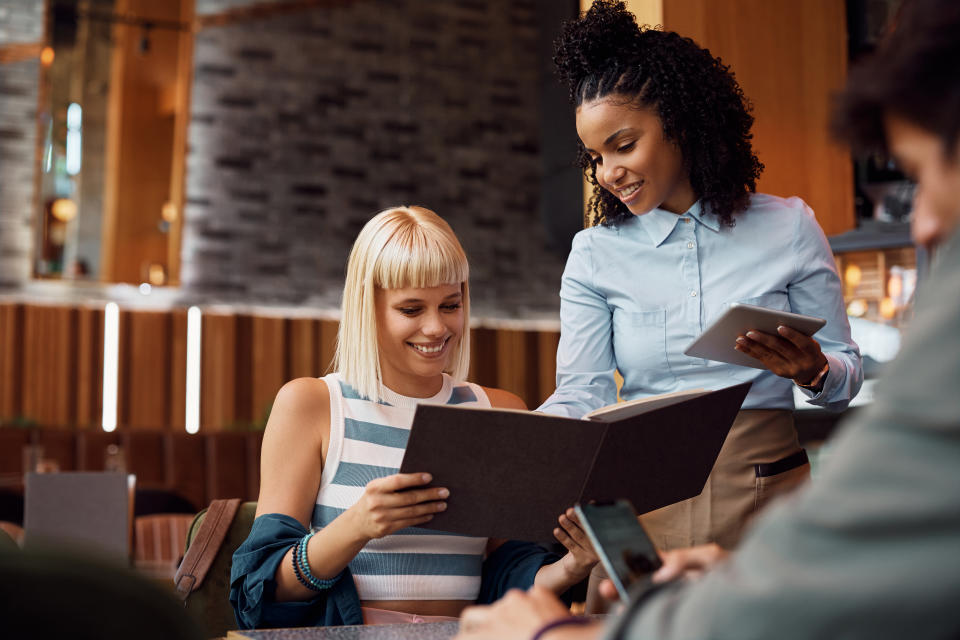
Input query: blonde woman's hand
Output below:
<box><xmin>554</xmin><ymin>508</ymin><xmax>600</xmax><ymax>582</ymax></box>
<box><xmin>346</xmin><ymin>472</ymin><xmax>448</xmax><ymax>541</ymax></box>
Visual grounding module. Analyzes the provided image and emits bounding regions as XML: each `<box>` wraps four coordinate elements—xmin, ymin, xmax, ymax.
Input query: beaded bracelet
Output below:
<box><xmin>290</xmin><ymin>539</ymin><xmax>315</xmax><ymax>591</ymax></box>
<box><xmin>530</xmin><ymin>616</ymin><xmax>593</xmax><ymax>640</ymax></box>
<box><xmin>294</xmin><ymin>531</ymin><xmax>339</xmax><ymax>591</ymax></box>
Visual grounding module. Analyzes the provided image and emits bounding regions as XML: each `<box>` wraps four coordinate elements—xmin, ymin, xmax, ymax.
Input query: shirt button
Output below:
<box><xmin>690</xmin><ymin>290</ymin><xmax>698</xmax><ymax>297</ymax></box>
<box><xmin>687</xmin><ymin>241</ymin><xmax>694</xmax><ymax>249</ymax></box>
<box><xmin>682</xmin><ymin>218</ymin><xmax>690</xmax><ymax>223</ymax></box>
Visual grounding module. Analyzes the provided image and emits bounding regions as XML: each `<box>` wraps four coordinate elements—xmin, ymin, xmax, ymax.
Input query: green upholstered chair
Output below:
<box><xmin>0</xmin><ymin>523</ymin><xmax>19</xmax><ymax>552</ymax></box>
<box><xmin>180</xmin><ymin>500</ymin><xmax>258</xmax><ymax>639</ymax></box>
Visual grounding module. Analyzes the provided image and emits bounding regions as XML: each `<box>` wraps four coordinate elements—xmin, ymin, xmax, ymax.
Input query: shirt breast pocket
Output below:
<box><xmin>612</xmin><ymin>308</ymin><xmax>677</xmax><ymax>389</ymax></box>
<box><xmin>717</xmin><ymin>291</ymin><xmax>791</xmax><ymax>379</ymax></box>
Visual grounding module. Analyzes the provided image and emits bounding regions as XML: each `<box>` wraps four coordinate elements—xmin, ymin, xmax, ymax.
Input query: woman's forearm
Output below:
<box><xmin>533</xmin><ymin>557</ymin><xmax>585</xmax><ymax>596</ymax></box>
<box><xmin>273</xmin><ymin>508</ymin><xmax>368</xmax><ymax>601</ymax></box>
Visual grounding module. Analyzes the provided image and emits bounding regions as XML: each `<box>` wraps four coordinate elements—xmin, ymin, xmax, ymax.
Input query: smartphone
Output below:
<box><xmin>574</xmin><ymin>500</ymin><xmax>662</xmax><ymax>601</ymax></box>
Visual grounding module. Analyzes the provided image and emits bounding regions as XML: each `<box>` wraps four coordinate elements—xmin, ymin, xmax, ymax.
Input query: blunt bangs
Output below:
<box><xmin>371</xmin><ymin>222</ymin><xmax>469</xmax><ymax>291</ymax></box>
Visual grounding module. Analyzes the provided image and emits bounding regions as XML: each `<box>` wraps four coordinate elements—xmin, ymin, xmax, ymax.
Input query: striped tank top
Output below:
<box><xmin>312</xmin><ymin>372</ymin><xmax>489</xmax><ymax>601</ymax></box>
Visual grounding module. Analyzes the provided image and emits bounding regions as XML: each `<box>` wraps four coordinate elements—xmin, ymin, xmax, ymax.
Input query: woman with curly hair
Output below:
<box><xmin>538</xmin><ymin>0</ymin><xmax>862</xmax><ymax>552</ymax></box>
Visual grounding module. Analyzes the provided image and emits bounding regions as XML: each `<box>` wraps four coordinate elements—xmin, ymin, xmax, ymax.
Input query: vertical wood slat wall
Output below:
<box><xmin>0</xmin><ymin>302</ymin><xmax>560</xmax><ymax>431</ymax></box>
<box><xmin>1</xmin><ymin>303</ymin><xmax>104</xmax><ymax>429</ymax></box>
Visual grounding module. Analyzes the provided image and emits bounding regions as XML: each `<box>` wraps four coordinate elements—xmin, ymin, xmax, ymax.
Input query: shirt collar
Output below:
<box><xmin>638</xmin><ymin>200</ymin><xmax>720</xmax><ymax>247</ymax></box>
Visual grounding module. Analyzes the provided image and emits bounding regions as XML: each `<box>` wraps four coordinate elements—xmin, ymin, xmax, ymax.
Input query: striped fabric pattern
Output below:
<box><xmin>133</xmin><ymin>513</ymin><xmax>194</xmax><ymax>579</ymax></box>
<box><xmin>313</xmin><ymin>373</ymin><xmax>490</xmax><ymax>601</ymax></box>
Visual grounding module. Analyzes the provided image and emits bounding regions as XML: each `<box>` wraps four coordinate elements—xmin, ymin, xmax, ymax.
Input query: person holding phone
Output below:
<box><xmin>230</xmin><ymin>207</ymin><xmax>598</xmax><ymax>629</ymax></box>
<box><xmin>454</xmin><ymin>0</ymin><xmax>960</xmax><ymax>636</ymax></box>
<box><xmin>538</xmin><ymin>0</ymin><xmax>862</xmax><ymax>551</ymax></box>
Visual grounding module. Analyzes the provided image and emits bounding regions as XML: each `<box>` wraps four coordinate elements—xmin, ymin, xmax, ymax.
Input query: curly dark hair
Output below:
<box><xmin>553</xmin><ymin>0</ymin><xmax>763</xmax><ymax>227</ymax></box>
<box><xmin>833</xmin><ymin>0</ymin><xmax>960</xmax><ymax>156</ymax></box>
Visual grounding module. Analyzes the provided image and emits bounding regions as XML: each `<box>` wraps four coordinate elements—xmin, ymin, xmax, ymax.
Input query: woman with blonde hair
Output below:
<box><xmin>230</xmin><ymin>206</ymin><xmax>597</xmax><ymax>629</ymax></box>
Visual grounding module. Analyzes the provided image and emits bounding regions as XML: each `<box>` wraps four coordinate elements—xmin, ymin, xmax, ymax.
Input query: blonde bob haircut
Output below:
<box><xmin>333</xmin><ymin>205</ymin><xmax>471</xmax><ymax>402</ymax></box>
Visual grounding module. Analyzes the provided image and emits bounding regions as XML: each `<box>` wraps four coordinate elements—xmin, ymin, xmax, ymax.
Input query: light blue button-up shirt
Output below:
<box><xmin>538</xmin><ymin>194</ymin><xmax>862</xmax><ymax>418</ymax></box>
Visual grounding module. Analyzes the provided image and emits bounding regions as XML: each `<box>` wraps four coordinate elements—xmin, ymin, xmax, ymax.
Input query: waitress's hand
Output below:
<box><xmin>346</xmin><ymin>472</ymin><xmax>448</xmax><ymax>541</ymax></box>
<box><xmin>734</xmin><ymin>325</ymin><xmax>828</xmax><ymax>386</ymax></box>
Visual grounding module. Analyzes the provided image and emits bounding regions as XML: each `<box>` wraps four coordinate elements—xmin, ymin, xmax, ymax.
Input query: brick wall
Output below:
<box><xmin>0</xmin><ymin>0</ymin><xmax>43</xmax><ymax>285</ymax></box>
<box><xmin>0</xmin><ymin>1</ymin><xmax>578</xmax><ymax>314</ymax></box>
<box><xmin>184</xmin><ymin>0</ymin><xmax>572</xmax><ymax>314</ymax></box>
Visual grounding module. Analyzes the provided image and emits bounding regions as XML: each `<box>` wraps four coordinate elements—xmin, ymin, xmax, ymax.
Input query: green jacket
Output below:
<box><xmin>231</xmin><ymin>513</ymin><xmax>568</xmax><ymax>629</ymax></box>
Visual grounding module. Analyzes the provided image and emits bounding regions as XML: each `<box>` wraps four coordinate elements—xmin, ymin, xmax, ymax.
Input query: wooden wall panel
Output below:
<box><xmin>101</xmin><ymin>0</ymin><xmax>185</xmax><ymax>284</ymax></box>
<box><xmin>5</xmin><ymin>304</ymin><xmax>562</xmax><ymax>428</ymax></box>
<box><xmin>33</xmin><ymin>429</ymin><xmax>77</xmax><ymax>471</ymax></box>
<box><xmin>121</xmin><ymin>431</ymin><xmax>165</xmax><ymax>486</ymax></box>
<box><xmin>288</xmin><ymin>318</ymin><xmax>319</xmax><ymax>380</ymax></box>
<box><xmin>75</xmin><ymin>430</ymin><xmax>120</xmax><ymax>470</ymax></box>
<box><xmin>201</xmin><ymin>313</ymin><xmax>237</xmax><ymax>430</ymax></box>
<box><xmin>495</xmin><ymin>330</ymin><xmax>531</xmax><ymax>404</ymax></box>
<box><xmin>0</xmin><ymin>429</ymin><xmax>30</xmax><ymax>473</ymax></box>
<box><xmin>121</xmin><ymin>310</ymin><xmax>172</xmax><ymax>429</ymax></box>
<box><xmin>468</xmin><ymin>327</ymin><xmax>498</xmax><ymax>389</ymax></box>
<box><xmin>318</xmin><ymin>319</ymin><xmax>339</xmax><ymax>377</ymax></box>
<box><xmin>75</xmin><ymin>307</ymin><xmax>104</xmax><ymax>429</ymax></box>
<box><xmin>662</xmin><ymin>0</ymin><xmax>853</xmax><ymax>235</ymax></box>
<box><xmin>204</xmin><ymin>432</ymin><xmax>248</xmax><ymax>500</ymax></box>
<box><xmin>168</xmin><ymin>310</ymin><xmax>188</xmax><ymax>431</ymax></box>
<box><xmin>164</xmin><ymin>432</ymin><xmax>205</xmax><ymax>510</ymax></box>
<box><xmin>21</xmin><ymin>306</ymin><xmax>78</xmax><ymax>427</ymax></box>
<box><xmin>536</xmin><ymin>331</ymin><xmax>560</xmax><ymax>407</ymax></box>
<box><xmin>250</xmin><ymin>316</ymin><xmax>287</xmax><ymax>424</ymax></box>
<box><xmin>234</xmin><ymin>315</ymin><xmax>253</xmax><ymax>425</ymax></box>
<box><xmin>246</xmin><ymin>431</ymin><xmax>264</xmax><ymax>503</ymax></box>
<box><xmin>0</xmin><ymin>303</ymin><xmax>24</xmax><ymax>420</ymax></box>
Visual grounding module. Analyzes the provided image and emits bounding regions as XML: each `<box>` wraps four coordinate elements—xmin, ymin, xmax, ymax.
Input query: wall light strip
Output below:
<box><xmin>102</xmin><ymin>302</ymin><xmax>119</xmax><ymax>432</ymax></box>
<box><xmin>185</xmin><ymin>306</ymin><xmax>202</xmax><ymax>434</ymax></box>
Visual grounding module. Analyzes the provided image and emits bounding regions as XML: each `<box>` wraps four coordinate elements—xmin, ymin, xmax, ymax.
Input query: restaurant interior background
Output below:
<box><xmin>0</xmin><ymin>0</ymin><xmax>913</xmax><ymax>581</ymax></box>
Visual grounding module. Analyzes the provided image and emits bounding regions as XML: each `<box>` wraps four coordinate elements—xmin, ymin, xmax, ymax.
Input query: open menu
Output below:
<box><xmin>399</xmin><ymin>382</ymin><xmax>751</xmax><ymax>542</ymax></box>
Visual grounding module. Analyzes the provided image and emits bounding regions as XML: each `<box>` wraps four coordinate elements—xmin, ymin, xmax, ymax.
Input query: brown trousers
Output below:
<box><xmin>585</xmin><ymin>410</ymin><xmax>810</xmax><ymax>613</ymax></box>
<box><xmin>639</xmin><ymin>409</ymin><xmax>810</xmax><ymax>551</ymax></box>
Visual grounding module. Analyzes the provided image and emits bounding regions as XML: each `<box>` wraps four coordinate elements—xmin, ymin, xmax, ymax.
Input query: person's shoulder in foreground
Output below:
<box><xmin>454</xmin><ymin>0</ymin><xmax>960</xmax><ymax>636</ymax></box>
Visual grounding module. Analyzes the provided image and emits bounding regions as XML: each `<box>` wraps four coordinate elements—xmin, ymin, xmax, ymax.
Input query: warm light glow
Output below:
<box><xmin>844</xmin><ymin>264</ymin><xmax>862</xmax><ymax>288</ymax></box>
<box><xmin>161</xmin><ymin>202</ymin><xmax>178</xmax><ymax>223</ymax></box>
<box><xmin>887</xmin><ymin>274</ymin><xmax>903</xmax><ymax>299</ymax></box>
<box><xmin>50</xmin><ymin>198</ymin><xmax>77</xmax><ymax>222</ymax></box>
<box><xmin>880</xmin><ymin>297</ymin><xmax>896</xmax><ymax>319</ymax></box>
<box><xmin>846</xmin><ymin>299</ymin><xmax>868</xmax><ymax>317</ymax></box>
<box><xmin>185</xmin><ymin>306</ymin><xmax>202</xmax><ymax>434</ymax></box>
<box><xmin>40</xmin><ymin>46</ymin><xmax>55</xmax><ymax>66</ymax></box>
<box><xmin>148</xmin><ymin>263</ymin><xmax>166</xmax><ymax>285</ymax></box>
<box><xmin>102</xmin><ymin>302</ymin><xmax>120</xmax><ymax>432</ymax></box>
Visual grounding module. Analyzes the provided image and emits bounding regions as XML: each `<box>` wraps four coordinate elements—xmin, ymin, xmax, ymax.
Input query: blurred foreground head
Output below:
<box><xmin>834</xmin><ymin>0</ymin><xmax>960</xmax><ymax>248</ymax></box>
<box><xmin>0</xmin><ymin>548</ymin><xmax>204</xmax><ymax>640</ymax></box>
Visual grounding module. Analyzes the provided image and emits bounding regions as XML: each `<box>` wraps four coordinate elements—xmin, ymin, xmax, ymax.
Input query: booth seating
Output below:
<box><xmin>0</xmin><ymin>428</ymin><xmax>263</xmax><ymax>517</ymax></box>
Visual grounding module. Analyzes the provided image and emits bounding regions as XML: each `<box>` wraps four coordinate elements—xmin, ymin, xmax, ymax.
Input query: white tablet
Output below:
<box><xmin>683</xmin><ymin>302</ymin><xmax>826</xmax><ymax>369</ymax></box>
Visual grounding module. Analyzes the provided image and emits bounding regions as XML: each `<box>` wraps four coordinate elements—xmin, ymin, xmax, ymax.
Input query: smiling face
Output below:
<box><xmin>576</xmin><ymin>95</ymin><xmax>696</xmax><ymax>216</ymax></box>
<box><xmin>884</xmin><ymin>114</ymin><xmax>960</xmax><ymax>249</ymax></box>
<box><xmin>375</xmin><ymin>283</ymin><xmax>464</xmax><ymax>397</ymax></box>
